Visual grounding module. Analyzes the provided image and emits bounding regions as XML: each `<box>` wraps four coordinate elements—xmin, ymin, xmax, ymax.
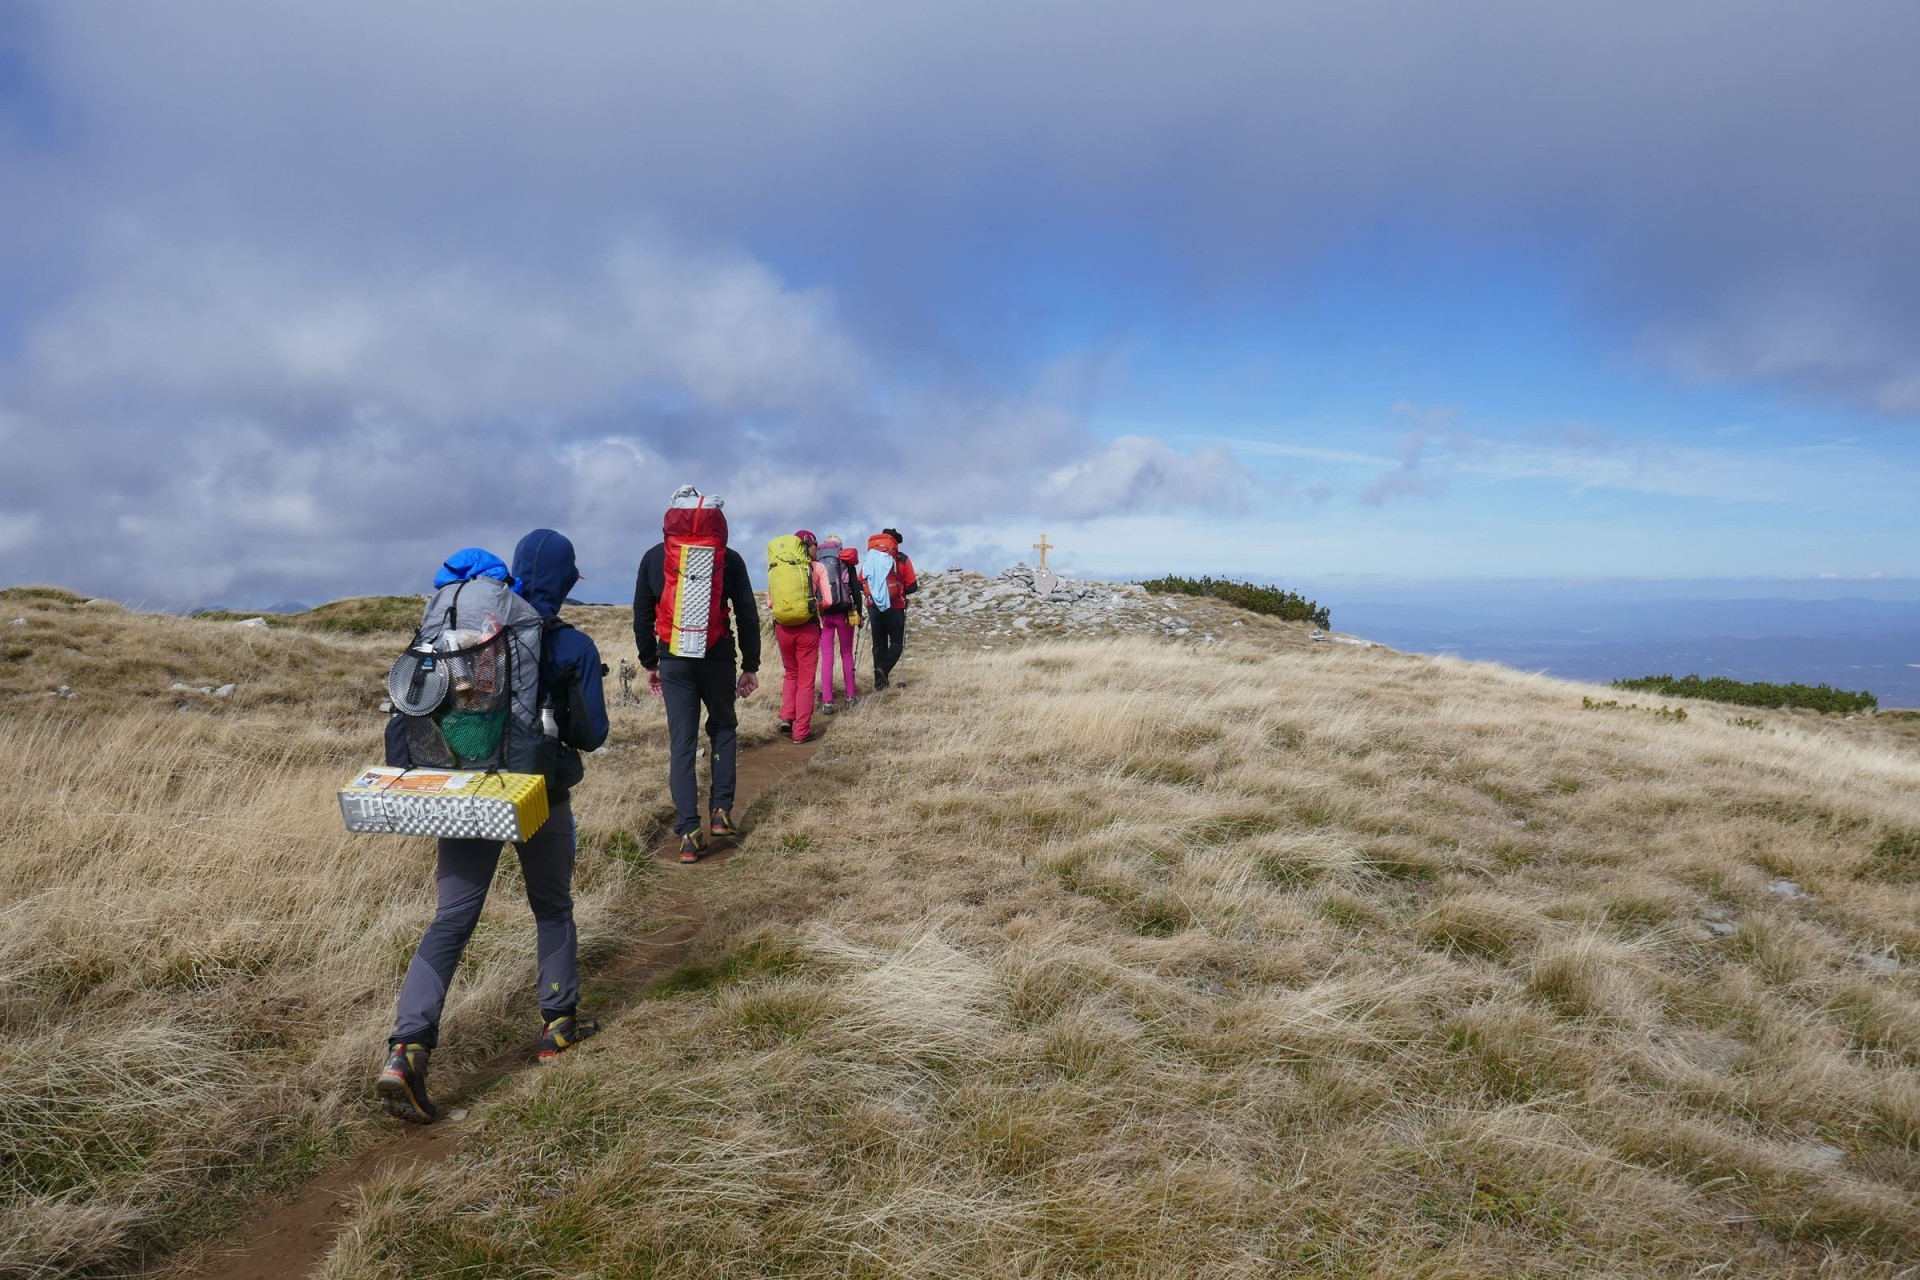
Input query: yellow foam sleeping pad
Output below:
<box><xmin>338</xmin><ymin>767</ymin><xmax>549</xmax><ymax>842</ymax></box>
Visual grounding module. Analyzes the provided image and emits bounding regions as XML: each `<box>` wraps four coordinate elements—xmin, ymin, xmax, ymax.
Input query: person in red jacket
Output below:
<box><xmin>858</xmin><ymin>527</ymin><xmax>917</xmax><ymax>690</ymax></box>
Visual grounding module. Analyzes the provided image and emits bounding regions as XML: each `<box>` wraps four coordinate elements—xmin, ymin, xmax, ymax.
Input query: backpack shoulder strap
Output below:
<box><xmin>539</xmin><ymin>615</ymin><xmax>576</xmax><ymax>659</ymax></box>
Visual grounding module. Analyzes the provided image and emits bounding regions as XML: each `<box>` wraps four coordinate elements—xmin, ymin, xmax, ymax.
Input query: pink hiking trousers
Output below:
<box><xmin>817</xmin><ymin>612</ymin><xmax>857</xmax><ymax>704</ymax></box>
<box><xmin>776</xmin><ymin>620</ymin><xmax>821</xmax><ymax>741</ymax></box>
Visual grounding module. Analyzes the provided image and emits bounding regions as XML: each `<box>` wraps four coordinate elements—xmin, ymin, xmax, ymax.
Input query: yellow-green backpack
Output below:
<box><xmin>766</xmin><ymin>535</ymin><xmax>815</xmax><ymax>626</ymax></box>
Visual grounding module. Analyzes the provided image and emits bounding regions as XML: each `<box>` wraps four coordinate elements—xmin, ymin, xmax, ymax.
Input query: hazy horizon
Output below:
<box><xmin>145</xmin><ymin>568</ymin><xmax>1920</xmax><ymax>708</ymax></box>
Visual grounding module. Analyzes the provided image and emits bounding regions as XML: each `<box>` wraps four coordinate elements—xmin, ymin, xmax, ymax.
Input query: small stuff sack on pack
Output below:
<box><xmin>387</xmin><ymin>575</ymin><xmax>544</xmax><ymax>770</ymax></box>
<box><xmin>766</xmin><ymin>534</ymin><xmax>815</xmax><ymax>626</ymax></box>
<box><xmin>656</xmin><ymin>486</ymin><xmax>729</xmax><ymax>658</ymax></box>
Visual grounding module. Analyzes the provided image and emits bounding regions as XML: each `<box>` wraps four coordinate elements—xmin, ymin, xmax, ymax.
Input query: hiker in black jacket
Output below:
<box><xmin>632</xmin><ymin>528</ymin><xmax>762</xmax><ymax>863</ymax></box>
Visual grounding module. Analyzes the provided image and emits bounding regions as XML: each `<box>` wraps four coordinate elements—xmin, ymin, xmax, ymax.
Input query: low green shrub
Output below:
<box><xmin>1863</xmin><ymin>832</ymin><xmax>1920</xmax><ymax>884</ymax></box>
<box><xmin>1138</xmin><ymin>575</ymin><xmax>1330</xmax><ymax>629</ymax></box>
<box><xmin>1611</xmin><ymin>673</ymin><xmax>1876</xmax><ymax>714</ymax></box>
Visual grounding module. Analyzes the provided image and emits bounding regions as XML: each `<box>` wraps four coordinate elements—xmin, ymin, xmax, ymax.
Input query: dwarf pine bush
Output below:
<box><xmin>1612</xmin><ymin>673</ymin><xmax>1876</xmax><ymax>714</ymax></box>
<box><xmin>1139</xmin><ymin>574</ymin><xmax>1330</xmax><ymax>628</ymax></box>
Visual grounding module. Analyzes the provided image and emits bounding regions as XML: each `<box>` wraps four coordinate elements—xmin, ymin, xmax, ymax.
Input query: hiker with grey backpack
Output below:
<box><xmin>375</xmin><ymin>530</ymin><xmax>609</xmax><ymax>1124</ymax></box>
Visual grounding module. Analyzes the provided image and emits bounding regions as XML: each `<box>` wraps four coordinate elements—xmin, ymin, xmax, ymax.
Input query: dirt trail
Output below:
<box><xmin>174</xmin><ymin>735</ymin><xmax>821</xmax><ymax>1280</ymax></box>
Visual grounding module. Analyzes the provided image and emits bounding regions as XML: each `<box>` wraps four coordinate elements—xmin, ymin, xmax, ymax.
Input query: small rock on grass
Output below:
<box><xmin>1792</xmin><ymin>1141</ymin><xmax>1845</xmax><ymax>1168</ymax></box>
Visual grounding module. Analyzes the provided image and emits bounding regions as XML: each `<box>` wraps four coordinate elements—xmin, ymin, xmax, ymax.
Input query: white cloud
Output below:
<box><xmin>0</xmin><ymin>226</ymin><xmax>1233</xmax><ymax>603</ymax></box>
<box><xmin>1037</xmin><ymin>435</ymin><xmax>1239</xmax><ymax>520</ymax></box>
<box><xmin>1209</xmin><ymin>407</ymin><xmax>1914</xmax><ymax>512</ymax></box>
<box><xmin>1641</xmin><ymin>288</ymin><xmax>1920</xmax><ymax>416</ymax></box>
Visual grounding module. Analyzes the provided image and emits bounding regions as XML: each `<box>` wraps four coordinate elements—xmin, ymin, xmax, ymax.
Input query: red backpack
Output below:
<box><xmin>655</xmin><ymin>488</ymin><xmax>729</xmax><ymax>658</ymax></box>
<box><xmin>866</xmin><ymin>532</ymin><xmax>911</xmax><ymax>607</ymax></box>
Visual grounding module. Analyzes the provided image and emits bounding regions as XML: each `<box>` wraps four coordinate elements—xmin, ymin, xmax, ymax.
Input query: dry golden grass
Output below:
<box><xmin>8</xmin><ymin>590</ymin><xmax>1920</xmax><ymax>1277</ymax></box>
<box><xmin>0</xmin><ymin>593</ymin><xmax>796</xmax><ymax>1277</ymax></box>
<box><xmin>318</xmin><ymin>635</ymin><xmax>1920</xmax><ymax>1278</ymax></box>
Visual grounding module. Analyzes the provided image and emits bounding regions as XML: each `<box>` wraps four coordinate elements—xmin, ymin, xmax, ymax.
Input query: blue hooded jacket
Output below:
<box><xmin>512</xmin><ymin>529</ymin><xmax>610</xmax><ymax>758</ymax></box>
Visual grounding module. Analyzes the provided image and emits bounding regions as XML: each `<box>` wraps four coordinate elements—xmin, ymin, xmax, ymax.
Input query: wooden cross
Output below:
<box><xmin>1032</xmin><ymin>533</ymin><xmax>1055</xmax><ymax>571</ymax></box>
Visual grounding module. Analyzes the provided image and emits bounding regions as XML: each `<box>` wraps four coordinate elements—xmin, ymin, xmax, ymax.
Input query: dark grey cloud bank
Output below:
<box><xmin>3</xmin><ymin>2</ymin><xmax>1917</xmax><ymax>601</ymax></box>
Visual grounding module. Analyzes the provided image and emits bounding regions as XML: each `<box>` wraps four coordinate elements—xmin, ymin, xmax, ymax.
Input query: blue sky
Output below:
<box><xmin>2</xmin><ymin>2</ymin><xmax>1917</xmax><ymax>606</ymax></box>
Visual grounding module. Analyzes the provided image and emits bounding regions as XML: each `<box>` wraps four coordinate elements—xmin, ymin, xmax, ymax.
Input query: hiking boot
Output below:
<box><xmin>844</xmin><ymin>695</ymin><xmax>858</xmax><ymax>709</ymax></box>
<box><xmin>874</xmin><ymin>671</ymin><xmax>889</xmax><ymax>691</ymax></box>
<box><xmin>679</xmin><ymin>831</ymin><xmax>708</xmax><ymax>863</ymax></box>
<box><xmin>376</xmin><ymin>1042</ymin><xmax>438</xmax><ymax>1124</ymax></box>
<box><xmin>822</xmin><ymin>701</ymin><xmax>836</xmax><ymax>716</ymax></box>
<box><xmin>793</xmin><ymin>729</ymin><xmax>818</xmax><ymax>744</ymax></box>
<box><xmin>777</xmin><ymin>720</ymin><xmax>793</xmax><ymax>736</ymax></box>
<box><xmin>710</xmin><ymin>808</ymin><xmax>739</xmax><ymax>838</ymax></box>
<box><xmin>538</xmin><ymin>1013</ymin><xmax>600</xmax><ymax>1062</ymax></box>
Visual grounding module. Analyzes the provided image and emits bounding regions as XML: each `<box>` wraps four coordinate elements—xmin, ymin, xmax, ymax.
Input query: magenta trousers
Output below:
<box><xmin>818</xmin><ymin>612</ymin><xmax>858</xmax><ymax>702</ymax></box>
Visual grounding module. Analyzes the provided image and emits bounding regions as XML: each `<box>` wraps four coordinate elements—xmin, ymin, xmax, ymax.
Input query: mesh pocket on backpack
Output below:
<box><xmin>400</xmin><ymin>628</ymin><xmax>514</xmax><ymax>770</ymax></box>
<box><xmin>403</xmin><ymin>713</ymin><xmax>458</xmax><ymax>769</ymax></box>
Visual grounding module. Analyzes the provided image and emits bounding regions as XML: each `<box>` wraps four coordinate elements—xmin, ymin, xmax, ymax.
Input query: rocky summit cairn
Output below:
<box><xmin>907</xmin><ymin>566</ymin><xmax>1225</xmax><ymax>642</ymax></box>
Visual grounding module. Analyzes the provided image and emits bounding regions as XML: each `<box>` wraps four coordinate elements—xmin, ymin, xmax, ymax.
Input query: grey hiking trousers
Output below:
<box><xmin>390</xmin><ymin>801</ymin><xmax>579</xmax><ymax>1049</ymax></box>
<box><xmin>659</xmin><ymin>655</ymin><xmax>738</xmax><ymax>836</ymax></box>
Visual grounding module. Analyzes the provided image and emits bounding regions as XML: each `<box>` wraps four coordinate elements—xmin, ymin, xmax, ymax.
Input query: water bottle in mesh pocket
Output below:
<box><xmin>433</xmin><ymin>628</ymin><xmax>512</xmax><ymax>766</ymax></box>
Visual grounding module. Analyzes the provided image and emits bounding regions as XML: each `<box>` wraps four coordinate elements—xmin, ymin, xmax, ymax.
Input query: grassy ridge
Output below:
<box><xmin>1139</xmin><ymin>574</ymin><xmax>1331</xmax><ymax>629</ymax></box>
<box><xmin>323</xmin><ymin>639</ymin><xmax>1920</xmax><ymax>1278</ymax></box>
<box><xmin>9</xmin><ymin>591</ymin><xmax>1920</xmax><ymax>1276</ymax></box>
<box><xmin>192</xmin><ymin>595</ymin><xmax>425</xmax><ymax>636</ymax></box>
<box><xmin>1613</xmin><ymin>672</ymin><xmax>1878</xmax><ymax>714</ymax></box>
